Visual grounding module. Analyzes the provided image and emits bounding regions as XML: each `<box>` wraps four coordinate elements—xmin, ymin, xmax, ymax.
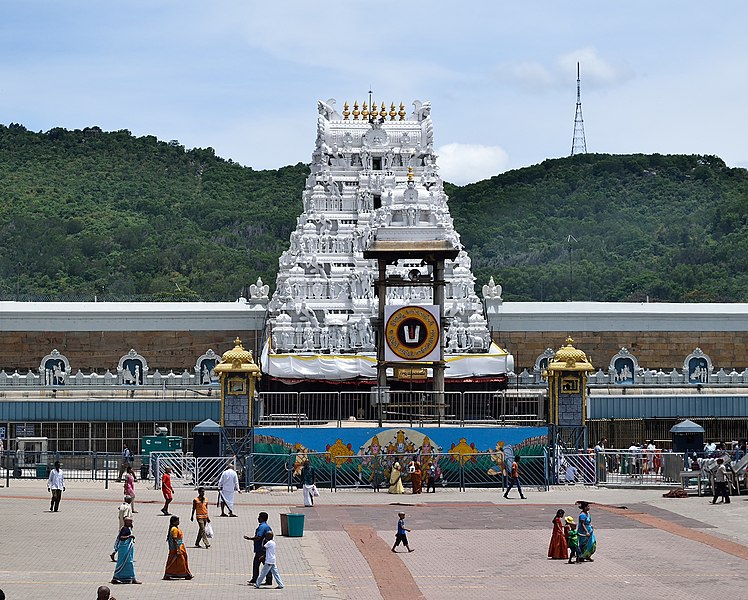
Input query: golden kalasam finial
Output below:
<box><xmin>398</xmin><ymin>102</ymin><xmax>406</xmax><ymax>121</ymax></box>
<box><xmin>380</xmin><ymin>102</ymin><xmax>386</xmax><ymax>119</ymax></box>
<box><xmin>362</xmin><ymin>101</ymin><xmax>369</xmax><ymax>120</ymax></box>
<box><xmin>353</xmin><ymin>101</ymin><xmax>360</xmax><ymax>120</ymax></box>
<box><xmin>234</xmin><ymin>337</ymin><xmax>243</xmax><ymax>348</ymax></box>
<box><xmin>370</xmin><ymin>101</ymin><xmax>378</xmax><ymax>119</ymax></box>
<box><xmin>389</xmin><ymin>102</ymin><xmax>396</xmax><ymax>121</ymax></box>
<box><xmin>407</xmin><ymin>166</ymin><xmax>414</xmax><ymax>182</ymax></box>
<box><xmin>343</xmin><ymin>101</ymin><xmax>350</xmax><ymax>120</ymax></box>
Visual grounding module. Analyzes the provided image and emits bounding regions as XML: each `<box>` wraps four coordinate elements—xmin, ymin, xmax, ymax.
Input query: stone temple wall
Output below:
<box><xmin>0</xmin><ymin>330</ymin><xmax>261</xmax><ymax>372</ymax></box>
<box><xmin>496</xmin><ymin>331</ymin><xmax>748</xmax><ymax>373</ymax></box>
<box><xmin>2</xmin><ymin>328</ymin><xmax>746</xmax><ymax>375</ymax></box>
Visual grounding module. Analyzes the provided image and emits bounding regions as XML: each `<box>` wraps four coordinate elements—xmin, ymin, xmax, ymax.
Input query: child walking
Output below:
<box><xmin>254</xmin><ymin>532</ymin><xmax>284</xmax><ymax>589</ymax></box>
<box><xmin>391</xmin><ymin>512</ymin><xmax>414</xmax><ymax>553</ymax></box>
<box><xmin>565</xmin><ymin>516</ymin><xmax>580</xmax><ymax>564</ymax></box>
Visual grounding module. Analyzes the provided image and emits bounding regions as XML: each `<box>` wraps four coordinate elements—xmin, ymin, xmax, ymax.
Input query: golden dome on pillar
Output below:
<box><xmin>213</xmin><ymin>338</ymin><xmax>261</xmax><ymax>375</ymax></box>
<box><xmin>546</xmin><ymin>336</ymin><xmax>594</xmax><ymax>372</ymax></box>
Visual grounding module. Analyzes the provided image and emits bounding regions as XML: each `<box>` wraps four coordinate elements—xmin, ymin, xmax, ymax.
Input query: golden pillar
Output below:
<box><xmin>545</xmin><ymin>337</ymin><xmax>594</xmax><ymax>426</ymax></box>
<box><xmin>214</xmin><ymin>338</ymin><xmax>262</xmax><ymax>427</ymax></box>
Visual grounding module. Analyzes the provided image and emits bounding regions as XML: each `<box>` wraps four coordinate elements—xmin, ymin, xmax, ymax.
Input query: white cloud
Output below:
<box><xmin>557</xmin><ymin>47</ymin><xmax>632</xmax><ymax>87</ymax></box>
<box><xmin>436</xmin><ymin>143</ymin><xmax>510</xmax><ymax>185</ymax></box>
<box><xmin>497</xmin><ymin>47</ymin><xmax>631</xmax><ymax>93</ymax></box>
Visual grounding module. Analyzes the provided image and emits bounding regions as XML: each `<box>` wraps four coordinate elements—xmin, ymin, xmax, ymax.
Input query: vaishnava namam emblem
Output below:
<box><xmin>385</xmin><ymin>305</ymin><xmax>439</xmax><ymax>361</ymax></box>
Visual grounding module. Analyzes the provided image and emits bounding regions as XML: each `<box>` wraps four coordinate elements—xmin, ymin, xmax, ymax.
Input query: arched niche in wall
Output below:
<box><xmin>117</xmin><ymin>349</ymin><xmax>148</xmax><ymax>385</ymax></box>
<box><xmin>608</xmin><ymin>347</ymin><xmax>640</xmax><ymax>385</ymax></box>
<box><xmin>533</xmin><ymin>348</ymin><xmax>555</xmax><ymax>374</ymax></box>
<box><xmin>195</xmin><ymin>349</ymin><xmax>220</xmax><ymax>385</ymax></box>
<box><xmin>683</xmin><ymin>347</ymin><xmax>712</xmax><ymax>384</ymax></box>
<box><xmin>39</xmin><ymin>349</ymin><xmax>70</xmax><ymax>386</ymax></box>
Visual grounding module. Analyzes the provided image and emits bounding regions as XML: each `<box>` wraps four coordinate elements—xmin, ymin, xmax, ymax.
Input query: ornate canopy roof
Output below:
<box><xmin>545</xmin><ymin>336</ymin><xmax>594</xmax><ymax>373</ymax></box>
<box><xmin>214</xmin><ymin>338</ymin><xmax>260</xmax><ymax>375</ymax></box>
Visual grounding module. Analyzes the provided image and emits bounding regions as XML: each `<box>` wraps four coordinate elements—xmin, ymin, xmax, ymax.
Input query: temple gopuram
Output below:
<box><xmin>262</xmin><ymin>98</ymin><xmax>512</xmax><ymax>390</ymax></box>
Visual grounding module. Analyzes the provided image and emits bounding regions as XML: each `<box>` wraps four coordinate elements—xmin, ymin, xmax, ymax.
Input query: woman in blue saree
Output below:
<box><xmin>577</xmin><ymin>501</ymin><xmax>597</xmax><ymax>561</ymax></box>
<box><xmin>111</xmin><ymin>517</ymin><xmax>142</xmax><ymax>584</ymax></box>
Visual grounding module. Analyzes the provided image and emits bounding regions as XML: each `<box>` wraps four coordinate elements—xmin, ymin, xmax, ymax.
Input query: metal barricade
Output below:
<box><xmin>255</xmin><ymin>390</ymin><xmax>544</xmax><ymax>426</ymax></box>
<box><xmin>554</xmin><ymin>450</ymin><xmax>599</xmax><ymax>486</ymax></box>
<box><xmin>340</xmin><ymin>391</ymin><xmax>378</xmax><ymax>424</ymax></box>
<box><xmin>151</xmin><ymin>452</ymin><xmax>195</xmax><ymax>489</ymax></box>
<box><xmin>299</xmin><ymin>392</ymin><xmax>341</xmax><ymax>424</ymax></box>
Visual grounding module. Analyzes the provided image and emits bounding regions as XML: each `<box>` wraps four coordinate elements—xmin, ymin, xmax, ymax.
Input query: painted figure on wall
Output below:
<box><xmin>487</xmin><ymin>441</ymin><xmax>506</xmax><ymax>478</ymax></box>
<box><xmin>358</xmin><ymin>434</ymin><xmax>386</xmax><ymax>490</ymax></box>
<box><xmin>292</xmin><ymin>444</ymin><xmax>310</xmax><ymax>478</ymax></box>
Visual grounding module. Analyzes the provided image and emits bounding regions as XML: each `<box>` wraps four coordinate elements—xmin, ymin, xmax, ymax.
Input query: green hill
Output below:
<box><xmin>1</xmin><ymin>124</ymin><xmax>747</xmax><ymax>302</ymax></box>
<box><xmin>449</xmin><ymin>153</ymin><xmax>748</xmax><ymax>301</ymax></box>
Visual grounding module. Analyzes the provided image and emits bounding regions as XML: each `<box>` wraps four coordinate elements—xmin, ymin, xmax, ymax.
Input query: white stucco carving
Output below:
<box><xmin>265</xmin><ymin>99</ymin><xmax>494</xmax><ymax>363</ymax></box>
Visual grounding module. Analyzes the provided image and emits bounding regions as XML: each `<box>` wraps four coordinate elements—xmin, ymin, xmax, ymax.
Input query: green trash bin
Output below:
<box><xmin>285</xmin><ymin>513</ymin><xmax>305</xmax><ymax>537</ymax></box>
<box><xmin>36</xmin><ymin>463</ymin><xmax>49</xmax><ymax>478</ymax></box>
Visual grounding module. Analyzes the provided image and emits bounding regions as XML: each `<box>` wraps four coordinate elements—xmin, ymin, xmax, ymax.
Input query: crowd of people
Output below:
<box><xmin>103</xmin><ymin>461</ymin><xmax>286</xmax><ymax>588</ymax></box>
<box><xmin>387</xmin><ymin>459</ymin><xmax>440</xmax><ymax>494</ymax></box>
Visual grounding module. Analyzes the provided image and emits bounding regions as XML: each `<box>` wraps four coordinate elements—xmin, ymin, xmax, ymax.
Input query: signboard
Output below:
<box><xmin>15</xmin><ymin>424</ymin><xmax>35</xmax><ymax>438</ymax></box>
<box><xmin>384</xmin><ymin>305</ymin><xmax>440</xmax><ymax>362</ymax></box>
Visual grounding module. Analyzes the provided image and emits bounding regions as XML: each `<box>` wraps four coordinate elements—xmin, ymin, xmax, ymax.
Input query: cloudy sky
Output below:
<box><xmin>1</xmin><ymin>1</ymin><xmax>746</xmax><ymax>184</ymax></box>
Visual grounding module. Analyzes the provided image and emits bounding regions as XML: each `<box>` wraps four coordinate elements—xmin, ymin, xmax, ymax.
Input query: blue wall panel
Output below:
<box><xmin>589</xmin><ymin>396</ymin><xmax>748</xmax><ymax>419</ymax></box>
<box><xmin>0</xmin><ymin>400</ymin><xmax>221</xmax><ymax>422</ymax></box>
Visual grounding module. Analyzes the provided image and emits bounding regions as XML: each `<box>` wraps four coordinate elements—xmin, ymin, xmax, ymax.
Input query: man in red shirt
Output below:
<box><xmin>503</xmin><ymin>456</ymin><xmax>526</xmax><ymax>500</ymax></box>
<box><xmin>161</xmin><ymin>466</ymin><xmax>174</xmax><ymax>516</ymax></box>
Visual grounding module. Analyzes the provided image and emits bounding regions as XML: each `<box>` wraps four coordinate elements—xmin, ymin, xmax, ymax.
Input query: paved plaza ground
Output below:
<box><xmin>1</xmin><ymin>478</ymin><xmax>747</xmax><ymax>599</ymax></box>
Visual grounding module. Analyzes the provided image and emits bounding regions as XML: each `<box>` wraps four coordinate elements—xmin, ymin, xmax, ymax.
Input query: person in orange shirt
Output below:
<box><xmin>161</xmin><ymin>466</ymin><xmax>174</xmax><ymax>516</ymax></box>
<box><xmin>190</xmin><ymin>487</ymin><xmax>211</xmax><ymax>549</ymax></box>
<box><xmin>503</xmin><ymin>455</ymin><xmax>526</xmax><ymax>500</ymax></box>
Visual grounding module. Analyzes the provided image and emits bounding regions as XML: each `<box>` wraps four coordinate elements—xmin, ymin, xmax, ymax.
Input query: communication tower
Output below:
<box><xmin>570</xmin><ymin>62</ymin><xmax>587</xmax><ymax>155</ymax></box>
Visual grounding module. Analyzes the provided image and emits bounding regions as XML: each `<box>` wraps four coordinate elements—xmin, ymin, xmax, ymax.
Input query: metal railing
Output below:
<box><xmin>21</xmin><ymin>447</ymin><xmax>742</xmax><ymax>491</ymax></box>
<box><xmin>256</xmin><ymin>390</ymin><xmax>545</xmax><ymax>427</ymax></box>
<box><xmin>552</xmin><ymin>449</ymin><xmax>688</xmax><ymax>486</ymax></box>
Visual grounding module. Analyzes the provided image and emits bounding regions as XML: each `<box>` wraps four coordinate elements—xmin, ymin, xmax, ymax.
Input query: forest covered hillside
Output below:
<box><xmin>1</xmin><ymin>123</ymin><xmax>747</xmax><ymax>302</ymax></box>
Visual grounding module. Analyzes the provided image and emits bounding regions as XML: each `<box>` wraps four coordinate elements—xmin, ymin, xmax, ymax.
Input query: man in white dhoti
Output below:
<box><xmin>217</xmin><ymin>463</ymin><xmax>240</xmax><ymax>517</ymax></box>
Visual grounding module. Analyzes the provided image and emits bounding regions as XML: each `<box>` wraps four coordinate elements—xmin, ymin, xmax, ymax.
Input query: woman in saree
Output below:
<box><xmin>388</xmin><ymin>462</ymin><xmax>404</xmax><ymax>494</ymax></box>
<box><xmin>411</xmin><ymin>461</ymin><xmax>422</xmax><ymax>494</ymax></box>
<box><xmin>547</xmin><ymin>509</ymin><xmax>569</xmax><ymax>559</ymax></box>
<box><xmin>163</xmin><ymin>516</ymin><xmax>193</xmax><ymax>580</ymax></box>
<box><xmin>111</xmin><ymin>517</ymin><xmax>142</xmax><ymax>584</ymax></box>
<box><xmin>577</xmin><ymin>501</ymin><xmax>597</xmax><ymax>561</ymax></box>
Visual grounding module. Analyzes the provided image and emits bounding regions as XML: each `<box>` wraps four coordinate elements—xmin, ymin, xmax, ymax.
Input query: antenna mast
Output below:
<box><xmin>571</xmin><ymin>62</ymin><xmax>587</xmax><ymax>155</ymax></box>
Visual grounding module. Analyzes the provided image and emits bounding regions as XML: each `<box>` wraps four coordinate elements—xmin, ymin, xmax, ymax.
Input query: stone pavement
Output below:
<box><xmin>1</xmin><ymin>479</ymin><xmax>747</xmax><ymax>599</ymax></box>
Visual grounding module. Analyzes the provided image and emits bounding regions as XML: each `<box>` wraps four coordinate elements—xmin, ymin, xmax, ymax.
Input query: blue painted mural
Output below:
<box><xmin>254</xmin><ymin>426</ymin><xmax>545</xmax><ymax>455</ymax></box>
<box><xmin>253</xmin><ymin>426</ymin><xmax>548</xmax><ymax>488</ymax></box>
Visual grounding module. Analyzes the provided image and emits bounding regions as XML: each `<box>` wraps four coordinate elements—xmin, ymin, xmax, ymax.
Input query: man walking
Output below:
<box><xmin>47</xmin><ymin>460</ymin><xmax>65</xmax><ymax>511</ymax></box>
<box><xmin>191</xmin><ymin>487</ymin><xmax>211</xmax><ymax>548</ymax></box>
<box><xmin>110</xmin><ymin>496</ymin><xmax>133</xmax><ymax>561</ymax></box>
<box><xmin>117</xmin><ymin>444</ymin><xmax>133</xmax><ymax>482</ymax></box>
<box><xmin>503</xmin><ymin>455</ymin><xmax>526</xmax><ymax>499</ymax></box>
<box><xmin>244</xmin><ymin>511</ymin><xmax>273</xmax><ymax>586</ymax></box>
<box><xmin>711</xmin><ymin>458</ymin><xmax>731</xmax><ymax>504</ymax></box>
<box><xmin>218</xmin><ymin>463</ymin><xmax>240</xmax><ymax>517</ymax></box>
